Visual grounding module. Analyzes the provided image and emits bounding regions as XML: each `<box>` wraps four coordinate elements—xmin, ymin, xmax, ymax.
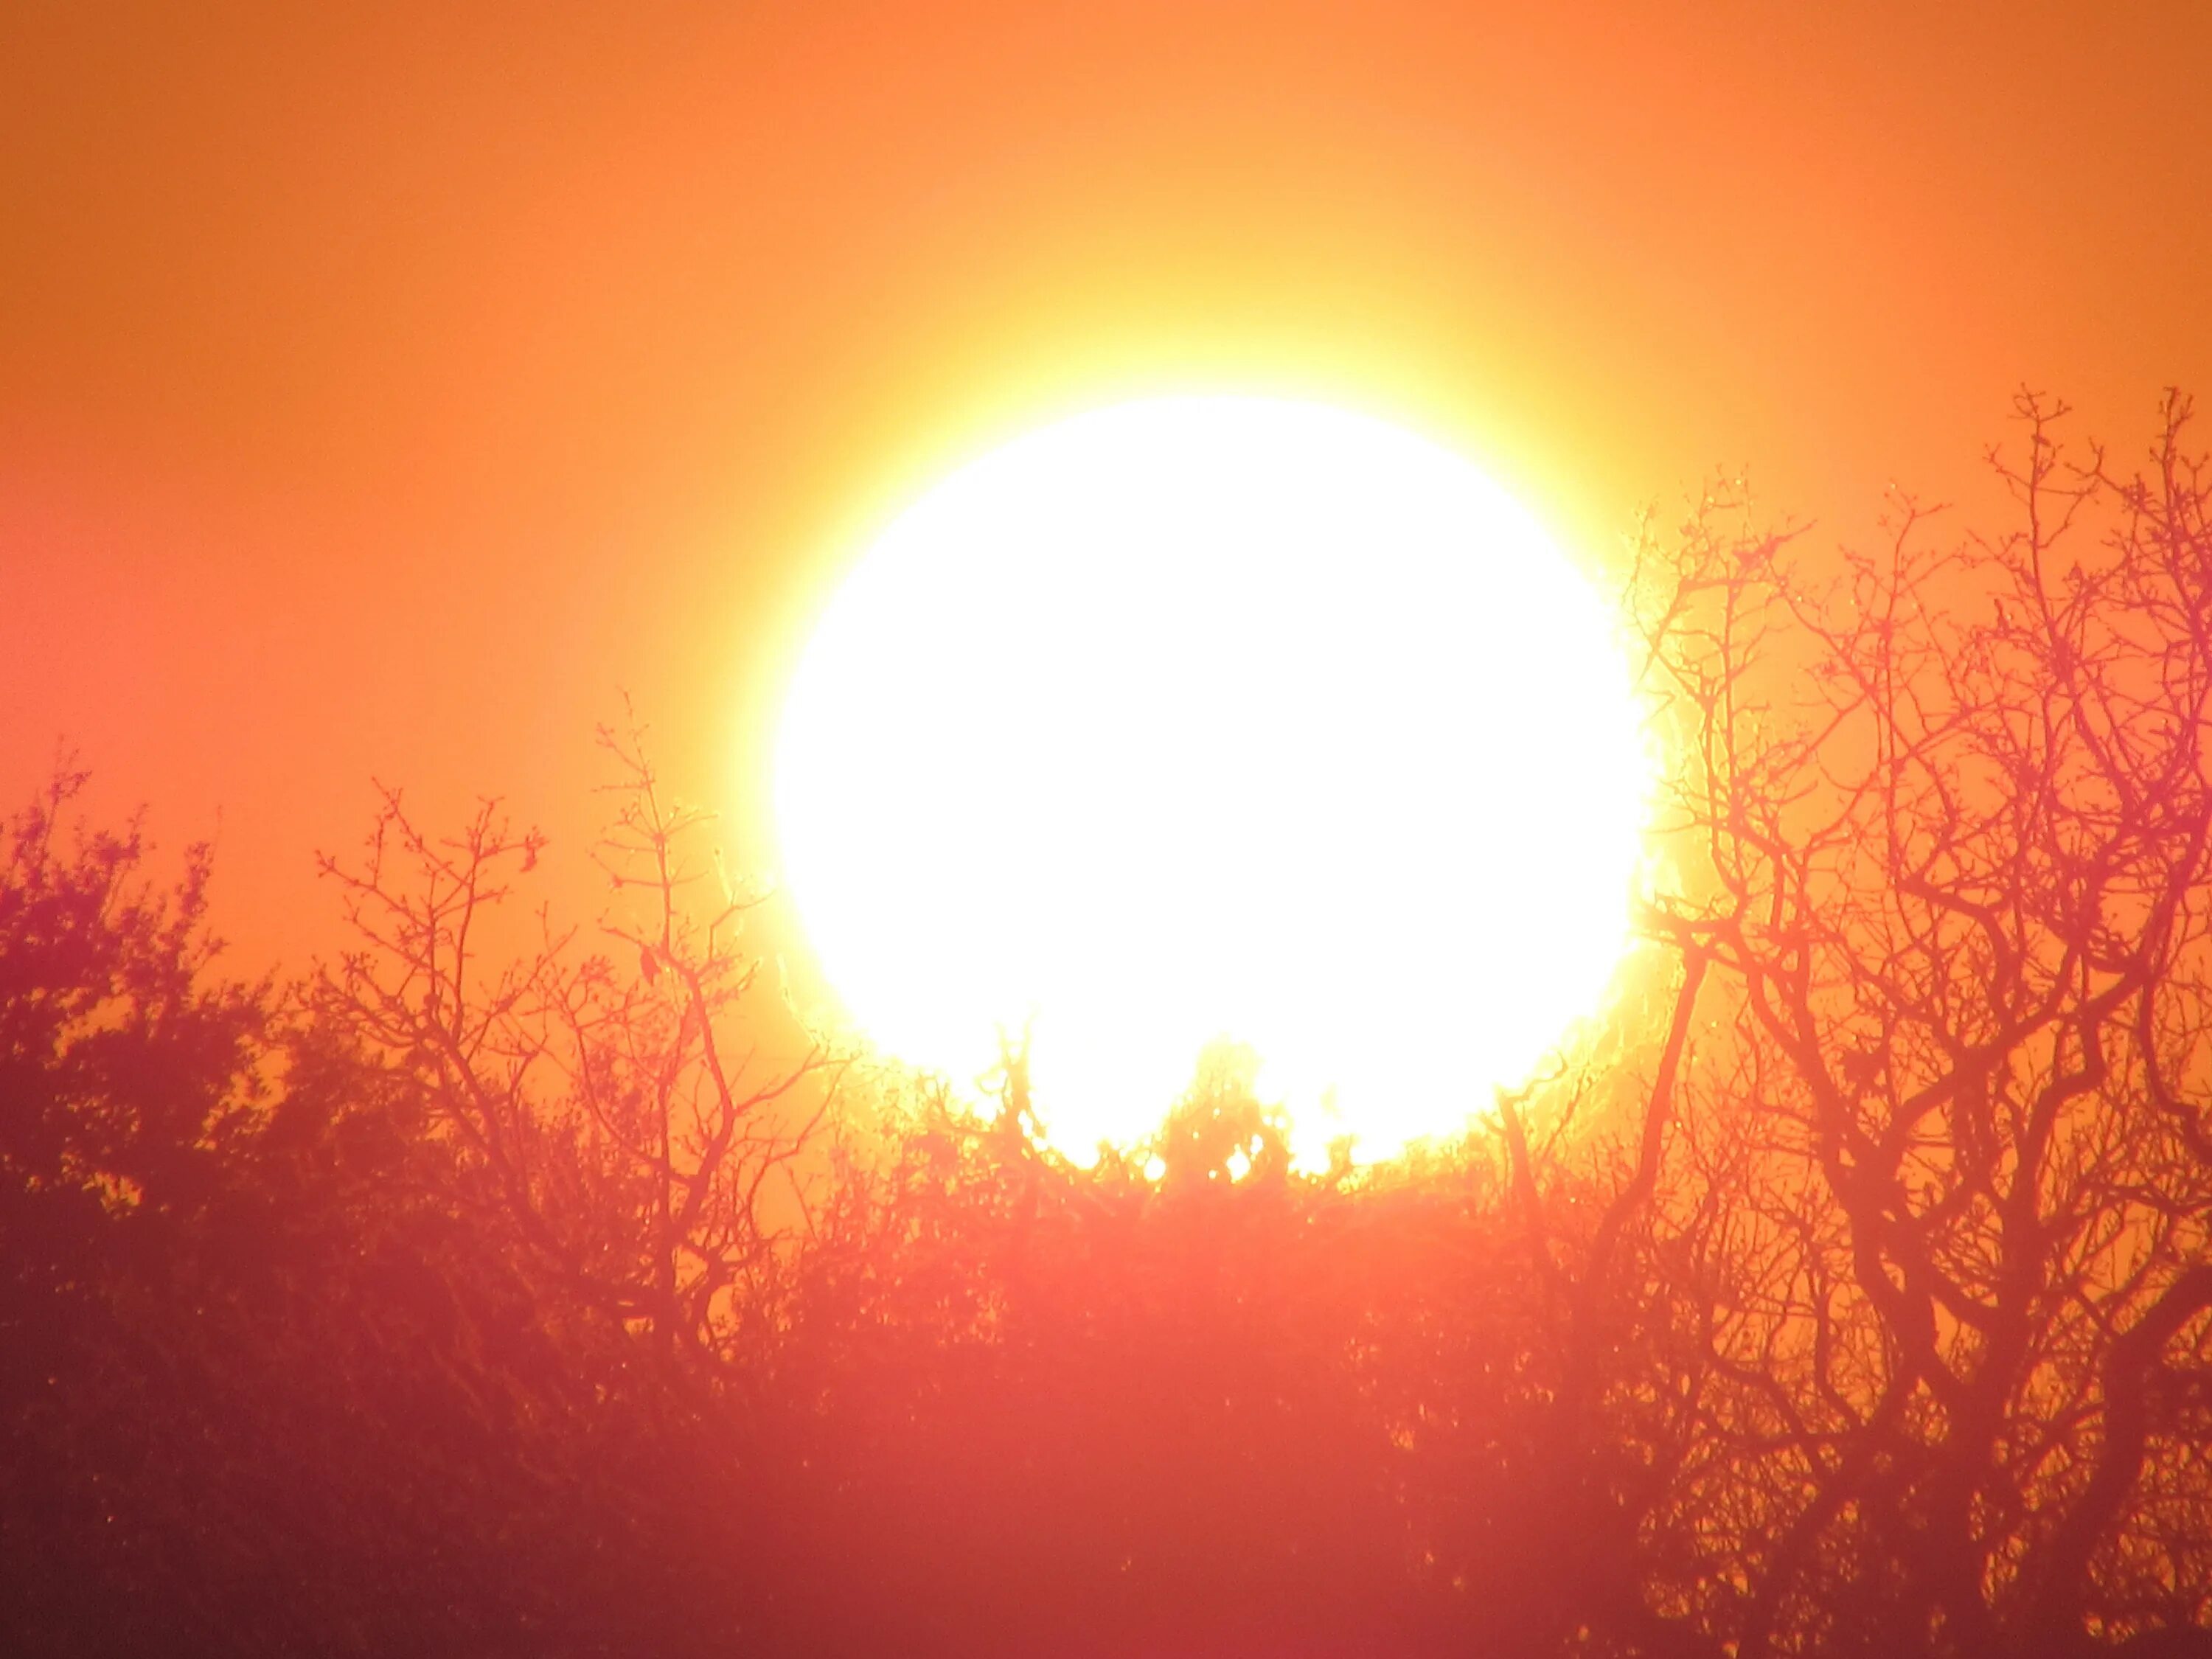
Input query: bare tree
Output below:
<box><xmin>1516</xmin><ymin>393</ymin><xmax>2212</xmax><ymax>1658</ymax></box>
<box><xmin>313</xmin><ymin>716</ymin><xmax>847</xmax><ymax>1382</ymax></box>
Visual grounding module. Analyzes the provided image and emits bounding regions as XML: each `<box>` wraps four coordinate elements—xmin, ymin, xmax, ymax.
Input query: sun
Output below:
<box><xmin>775</xmin><ymin>395</ymin><xmax>1649</xmax><ymax>1169</ymax></box>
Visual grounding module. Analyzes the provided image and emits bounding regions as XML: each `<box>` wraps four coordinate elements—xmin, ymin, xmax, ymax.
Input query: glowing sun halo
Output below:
<box><xmin>776</xmin><ymin>397</ymin><xmax>1649</xmax><ymax>1169</ymax></box>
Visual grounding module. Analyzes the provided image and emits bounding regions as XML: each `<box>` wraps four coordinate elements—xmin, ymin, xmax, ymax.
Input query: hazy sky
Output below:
<box><xmin>5</xmin><ymin>0</ymin><xmax>2209</xmax><ymax>973</ymax></box>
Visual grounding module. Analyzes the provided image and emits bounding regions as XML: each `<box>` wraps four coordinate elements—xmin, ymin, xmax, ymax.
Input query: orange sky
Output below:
<box><xmin>4</xmin><ymin>0</ymin><xmax>2209</xmax><ymax>977</ymax></box>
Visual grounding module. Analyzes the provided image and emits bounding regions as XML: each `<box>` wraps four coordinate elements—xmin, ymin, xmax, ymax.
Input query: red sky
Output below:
<box><xmin>4</xmin><ymin>0</ymin><xmax>2209</xmax><ymax>976</ymax></box>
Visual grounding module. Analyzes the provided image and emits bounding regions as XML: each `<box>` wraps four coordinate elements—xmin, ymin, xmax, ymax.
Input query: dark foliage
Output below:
<box><xmin>5</xmin><ymin>403</ymin><xmax>2211</xmax><ymax>1658</ymax></box>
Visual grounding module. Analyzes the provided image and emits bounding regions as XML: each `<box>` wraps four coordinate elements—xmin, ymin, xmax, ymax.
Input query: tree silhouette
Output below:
<box><xmin>9</xmin><ymin>400</ymin><xmax>2212</xmax><ymax>1659</ymax></box>
<box><xmin>1505</xmin><ymin>391</ymin><xmax>2212</xmax><ymax>1658</ymax></box>
<box><xmin>313</xmin><ymin>715</ymin><xmax>847</xmax><ymax>1386</ymax></box>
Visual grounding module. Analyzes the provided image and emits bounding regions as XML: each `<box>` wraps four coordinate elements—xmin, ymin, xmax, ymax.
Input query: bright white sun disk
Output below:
<box><xmin>776</xmin><ymin>397</ymin><xmax>1649</xmax><ymax>1168</ymax></box>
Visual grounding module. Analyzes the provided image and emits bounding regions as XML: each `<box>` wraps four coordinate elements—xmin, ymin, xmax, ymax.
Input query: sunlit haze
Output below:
<box><xmin>12</xmin><ymin>10</ymin><xmax>2212</xmax><ymax>1652</ymax></box>
<box><xmin>776</xmin><ymin>397</ymin><xmax>1649</xmax><ymax>1167</ymax></box>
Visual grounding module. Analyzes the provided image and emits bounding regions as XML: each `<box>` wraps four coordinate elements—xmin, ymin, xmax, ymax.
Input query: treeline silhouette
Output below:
<box><xmin>7</xmin><ymin>398</ymin><xmax>2212</xmax><ymax>1658</ymax></box>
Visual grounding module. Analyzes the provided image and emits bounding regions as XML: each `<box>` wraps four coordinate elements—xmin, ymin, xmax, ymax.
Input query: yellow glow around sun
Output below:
<box><xmin>776</xmin><ymin>396</ymin><xmax>1649</xmax><ymax>1169</ymax></box>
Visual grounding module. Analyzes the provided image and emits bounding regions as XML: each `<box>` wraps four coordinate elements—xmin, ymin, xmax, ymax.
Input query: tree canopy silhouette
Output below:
<box><xmin>4</xmin><ymin>400</ymin><xmax>2211</xmax><ymax>1659</ymax></box>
